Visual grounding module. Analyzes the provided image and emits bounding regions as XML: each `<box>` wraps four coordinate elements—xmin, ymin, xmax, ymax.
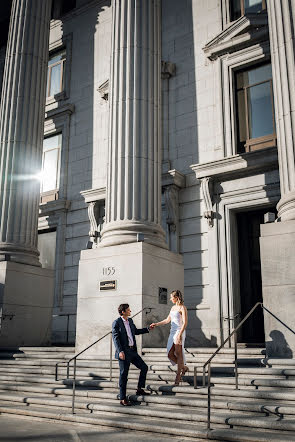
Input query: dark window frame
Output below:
<box><xmin>230</xmin><ymin>0</ymin><xmax>267</xmax><ymax>21</ymax></box>
<box><xmin>235</xmin><ymin>62</ymin><xmax>276</xmax><ymax>154</ymax></box>
<box><xmin>40</xmin><ymin>133</ymin><xmax>62</xmax><ymax>203</ymax></box>
<box><xmin>47</xmin><ymin>49</ymin><xmax>66</xmax><ymax>99</ymax></box>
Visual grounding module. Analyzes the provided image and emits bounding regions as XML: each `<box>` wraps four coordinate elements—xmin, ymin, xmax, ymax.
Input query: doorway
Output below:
<box><xmin>235</xmin><ymin>208</ymin><xmax>270</xmax><ymax>344</ymax></box>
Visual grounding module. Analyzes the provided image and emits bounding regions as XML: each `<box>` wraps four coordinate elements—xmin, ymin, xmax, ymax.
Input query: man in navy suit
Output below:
<box><xmin>112</xmin><ymin>303</ymin><xmax>151</xmax><ymax>406</ymax></box>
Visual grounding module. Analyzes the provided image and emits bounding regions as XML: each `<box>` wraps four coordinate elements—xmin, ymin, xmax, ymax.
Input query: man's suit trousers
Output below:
<box><xmin>118</xmin><ymin>348</ymin><xmax>148</xmax><ymax>400</ymax></box>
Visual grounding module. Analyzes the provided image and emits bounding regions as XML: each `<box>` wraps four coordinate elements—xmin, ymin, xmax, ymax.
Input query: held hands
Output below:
<box><xmin>119</xmin><ymin>351</ymin><xmax>125</xmax><ymax>360</ymax></box>
<box><xmin>149</xmin><ymin>323</ymin><xmax>157</xmax><ymax>329</ymax></box>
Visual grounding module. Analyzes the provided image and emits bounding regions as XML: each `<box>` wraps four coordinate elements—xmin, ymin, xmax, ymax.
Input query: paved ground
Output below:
<box><xmin>0</xmin><ymin>415</ymin><xmax>201</xmax><ymax>442</ymax></box>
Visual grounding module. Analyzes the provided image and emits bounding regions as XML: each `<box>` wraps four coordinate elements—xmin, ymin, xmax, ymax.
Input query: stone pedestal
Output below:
<box><xmin>260</xmin><ymin>221</ymin><xmax>295</xmax><ymax>357</ymax></box>
<box><xmin>0</xmin><ymin>262</ymin><xmax>54</xmax><ymax>346</ymax></box>
<box><xmin>75</xmin><ymin>243</ymin><xmax>184</xmax><ymax>356</ymax></box>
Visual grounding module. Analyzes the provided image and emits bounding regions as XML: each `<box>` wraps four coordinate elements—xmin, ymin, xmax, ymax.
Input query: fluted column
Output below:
<box><xmin>268</xmin><ymin>0</ymin><xmax>295</xmax><ymax>221</ymax></box>
<box><xmin>100</xmin><ymin>0</ymin><xmax>167</xmax><ymax>248</ymax></box>
<box><xmin>0</xmin><ymin>0</ymin><xmax>52</xmax><ymax>265</ymax></box>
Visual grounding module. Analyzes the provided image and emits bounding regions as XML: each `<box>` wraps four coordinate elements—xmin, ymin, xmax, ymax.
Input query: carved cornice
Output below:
<box><xmin>161</xmin><ymin>61</ymin><xmax>176</xmax><ymax>79</ymax></box>
<box><xmin>162</xmin><ymin>169</ymin><xmax>185</xmax><ymax>189</ymax></box>
<box><xmin>98</xmin><ymin>79</ymin><xmax>109</xmax><ymax>100</ymax></box>
<box><xmin>203</xmin><ymin>13</ymin><xmax>268</xmax><ymax>60</ymax></box>
<box><xmin>80</xmin><ymin>187</ymin><xmax>106</xmax><ymax>203</ymax></box>
<box><xmin>45</xmin><ymin>103</ymin><xmax>75</xmax><ymax>120</ymax></box>
<box><xmin>191</xmin><ymin>147</ymin><xmax>278</xmax><ymax>181</ymax></box>
<box><xmin>39</xmin><ymin>199</ymin><xmax>71</xmax><ymax>217</ymax></box>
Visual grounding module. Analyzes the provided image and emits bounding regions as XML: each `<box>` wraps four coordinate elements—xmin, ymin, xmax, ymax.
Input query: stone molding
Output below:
<box><xmin>80</xmin><ymin>187</ymin><xmax>106</xmax><ymax>203</ymax></box>
<box><xmin>97</xmin><ymin>79</ymin><xmax>109</xmax><ymax>101</ymax></box>
<box><xmin>81</xmin><ymin>187</ymin><xmax>106</xmax><ymax>245</ymax></box>
<box><xmin>203</xmin><ymin>13</ymin><xmax>268</xmax><ymax>60</ymax></box>
<box><xmin>45</xmin><ymin>103</ymin><xmax>75</xmax><ymax>119</ymax></box>
<box><xmin>191</xmin><ymin>147</ymin><xmax>278</xmax><ymax>181</ymax></box>
<box><xmin>201</xmin><ymin>178</ymin><xmax>214</xmax><ymax>228</ymax></box>
<box><xmin>215</xmin><ymin>42</ymin><xmax>270</xmax><ymax>157</ymax></box>
<box><xmin>161</xmin><ymin>61</ymin><xmax>176</xmax><ymax>79</ymax></box>
<box><xmin>162</xmin><ymin>169</ymin><xmax>185</xmax><ymax>189</ymax></box>
<box><xmin>39</xmin><ymin>199</ymin><xmax>71</xmax><ymax>217</ymax></box>
<box><xmin>215</xmin><ymin>175</ymin><xmax>280</xmax><ymax>342</ymax></box>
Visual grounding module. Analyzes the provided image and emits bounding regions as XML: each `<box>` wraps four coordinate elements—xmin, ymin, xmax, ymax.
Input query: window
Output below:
<box><xmin>230</xmin><ymin>0</ymin><xmax>266</xmax><ymax>21</ymax></box>
<box><xmin>60</xmin><ymin>0</ymin><xmax>76</xmax><ymax>15</ymax></box>
<box><xmin>40</xmin><ymin>134</ymin><xmax>62</xmax><ymax>202</ymax></box>
<box><xmin>38</xmin><ymin>229</ymin><xmax>57</xmax><ymax>270</ymax></box>
<box><xmin>235</xmin><ymin>63</ymin><xmax>276</xmax><ymax>153</ymax></box>
<box><xmin>47</xmin><ymin>50</ymin><xmax>66</xmax><ymax>98</ymax></box>
<box><xmin>51</xmin><ymin>0</ymin><xmax>76</xmax><ymax>19</ymax></box>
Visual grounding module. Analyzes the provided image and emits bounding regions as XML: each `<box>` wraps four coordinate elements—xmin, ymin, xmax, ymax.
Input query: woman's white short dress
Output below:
<box><xmin>166</xmin><ymin>309</ymin><xmax>186</xmax><ymax>365</ymax></box>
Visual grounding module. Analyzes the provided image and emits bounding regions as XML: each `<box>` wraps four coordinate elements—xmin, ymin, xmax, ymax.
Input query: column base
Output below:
<box><xmin>99</xmin><ymin>220</ymin><xmax>168</xmax><ymax>249</ymax></box>
<box><xmin>277</xmin><ymin>191</ymin><xmax>295</xmax><ymax>221</ymax></box>
<box><xmin>260</xmin><ymin>221</ymin><xmax>295</xmax><ymax>357</ymax></box>
<box><xmin>0</xmin><ymin>243</ymin><xmax>41</xmax><ymax>267</ymax></box>
<box><xmin>0</xmin><ymin>261</ymin><xmax>54</xmax><ymax>346</ymax></box>
<box><xmin>75</xmin><ymin>242</ymin><xmax>184</xmax><ymax>356</ymax></box>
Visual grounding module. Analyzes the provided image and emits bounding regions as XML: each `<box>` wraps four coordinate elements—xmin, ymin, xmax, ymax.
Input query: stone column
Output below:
<box><xmin>260</xmin><ymin>0</ymin><xmax>295</xmax><ymax>356</ymax></box>
<box><xmin>0</xmin><ymin>0</ymin><xmax>52</xmax><ymax>266</ymax></box>
<box><xmin>267</xmin><ymin>0</ymin><xmax>295</xmax><ymax>221</ymax></box>
<box><xmin>100</xmin><ymin>0</ymin><xmax>167</xmax><ymax>248</ymax></box>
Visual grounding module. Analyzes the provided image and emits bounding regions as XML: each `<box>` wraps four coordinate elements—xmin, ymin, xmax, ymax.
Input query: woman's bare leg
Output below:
<box><xmin>174</xmin><ymin>344</ymin><xmax>184</xmax><ymax>377</ymax></box>
<box><xmin>168</xmin><ymin>343</ymin><xmax>177</xmax><ymax>364</ymax></box>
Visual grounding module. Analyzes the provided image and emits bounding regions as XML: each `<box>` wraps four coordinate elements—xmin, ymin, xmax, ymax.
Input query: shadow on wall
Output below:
<box><xmin>266</xmin><ymin>330</ymin><xmax>293</xmax><ymax>358</ymax></box>
<box><xmin>186</xmin><ymin>309</ymin><xmax>217</xmax><ymax>347</ymax></box>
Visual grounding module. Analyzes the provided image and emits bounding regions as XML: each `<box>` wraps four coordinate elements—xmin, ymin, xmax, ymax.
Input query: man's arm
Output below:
<box><xmin>130</xmin><ymin>319</ymin><xmax>149</xmax><ymax>335</ymax></box>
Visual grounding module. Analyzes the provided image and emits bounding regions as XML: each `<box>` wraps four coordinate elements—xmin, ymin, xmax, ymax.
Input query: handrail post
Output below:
<box><xmin>207</xmin><ymin>363</ymin><xmax>211</xmax><ymax>430</ymax></box>
<box><xmin>55</xmin><ymin>362</ymin><xmax>58</xmax><ymax>381</ymax></box>
<box><xmin>234</xmin><ymin>331</ymin><xmax>238</xmax><ymax>390</ymax></box>
<box><xmin>194</xmin><ymin>366</ymin><xmax>198</xmax><ymax>389</ymax></box>
<box><xmin>72</xmin><ymin>358</ymin><xmax>76</xmax><ymax>414</ymax></box>
<box><xmin>110</xmin><ymin>333</ymin><xmax>113</xmax><ymax>381</ymax></box>
<box><xmin>203</xmin><ymin>365</ymin><xmax>206</xmax><ymax>387</ymax></box>
<box><xmin>67</xmin><ymin>361</ymin><xmax>70</xmax><ymax>379</ymax></box>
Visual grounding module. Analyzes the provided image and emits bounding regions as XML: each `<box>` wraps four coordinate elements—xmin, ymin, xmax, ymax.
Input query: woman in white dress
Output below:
<box><xmin>150</xmin><ymin>290</ymin><xmax>188</xmax><ymax>385</ymax></box>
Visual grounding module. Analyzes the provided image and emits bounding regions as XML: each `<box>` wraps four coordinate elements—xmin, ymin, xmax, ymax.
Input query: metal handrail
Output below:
<box><xmin>193</xmin><ymin>302</ymin><xmax>295</xmax><ymax>430</ymax></box>
<box><xmin>55</xmin><ymin>306</ymin><xmax>154</xmax><ymax>414</ymax></box>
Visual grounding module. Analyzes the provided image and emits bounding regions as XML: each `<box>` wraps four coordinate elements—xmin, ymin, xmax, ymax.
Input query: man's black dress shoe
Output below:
<box><xmin>136</xmin><ymin>388</ymin><xmax>150</xmax><ymax>396</ymax></box>
<box><xmin>120</xmin><ymin>399</ymin><xmax>132</xmax><ymax>406</ymax></box>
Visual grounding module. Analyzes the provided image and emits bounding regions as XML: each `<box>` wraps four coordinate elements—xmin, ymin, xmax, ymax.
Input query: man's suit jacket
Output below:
<box><xmin>112</xmin><ymin>317</ymin><xmax>149</xmax><ymax>359</ymax></box>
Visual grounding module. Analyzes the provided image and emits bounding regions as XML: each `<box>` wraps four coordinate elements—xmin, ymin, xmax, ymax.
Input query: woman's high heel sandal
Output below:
<box><xmin>174</xmin><ymin>372</ymin><xmax>182</xmax><ymax>386</ymax></box>
<box><xmin>181</xmin><ymin>365</ymin><xmax>189</xmax><ymax>376</ymax></box>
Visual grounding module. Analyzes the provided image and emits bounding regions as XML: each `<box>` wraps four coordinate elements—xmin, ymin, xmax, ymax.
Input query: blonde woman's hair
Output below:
<box><xmin>171</xmin><ymin>290</ymin><xmax>184</xmax><ymax>305</ymax></box>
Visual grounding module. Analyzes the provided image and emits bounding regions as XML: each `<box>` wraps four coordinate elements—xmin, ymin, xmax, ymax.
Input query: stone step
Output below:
<box><xmin>0</xmin><ymin>365</ymin><xmax>293</xmax><ymax>383</ymax></box>
<box><xmin>0</xmin><ymin>352</ymin><xmax>75</xmax><ymax>360</ymax></box>
<box><xmin>2</xmin><ymin>377</ymin><xmax>295</xmax><ymax>405</ymax></box>
<box><xmin>1</xmin><ymin>370</ymin><xmax>295</xmax><ymax>390</ymax></box>
<box><xmin>2</xmin><ymin>389</ymin><xmax>295</xmax><ymax>419</ymax></box>
<box><xmin>0</xmin><ymin>403</ymin><xmax>295</xmax><ymax>441</ymax></box>
<box><xmin>143</xmin><ymin>348</ymin><xmax>266</xmax><ymax>356</ymax></box>
<box><xmin>0</xmin><ymin>346</ymin><xmax>74</xmax><ymax>352</ymax></box>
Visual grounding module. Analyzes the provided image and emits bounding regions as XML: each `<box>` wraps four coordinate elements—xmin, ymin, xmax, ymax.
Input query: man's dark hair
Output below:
<box><xmin>118</xmin><ymin>303</ymin><xmax>129</xmax><ymax>316</ymax></box>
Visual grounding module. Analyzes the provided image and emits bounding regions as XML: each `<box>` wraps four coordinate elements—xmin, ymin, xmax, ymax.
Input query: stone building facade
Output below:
<box><xmin>0</xmin><ymin>0</ymin><xmax>294</xmax><ymax>356</ymax></box>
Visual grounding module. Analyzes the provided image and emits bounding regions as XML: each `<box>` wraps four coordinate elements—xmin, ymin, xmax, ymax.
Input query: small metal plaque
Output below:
<box><xmin>100</xmin><ymin>280</ymin><xmax>117</xmax><ymax>291</ymax></box>
<box><xmin>159</xmin><ymin>287</ymin><xmax>167</xmax><ymax>304</ymax></box>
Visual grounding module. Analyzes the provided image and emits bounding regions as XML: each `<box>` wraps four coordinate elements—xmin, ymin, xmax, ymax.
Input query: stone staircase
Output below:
<box><xmin>0</xmin><ymin>346</ymin><xmax>295</xmax><ymax>440</ymax></box>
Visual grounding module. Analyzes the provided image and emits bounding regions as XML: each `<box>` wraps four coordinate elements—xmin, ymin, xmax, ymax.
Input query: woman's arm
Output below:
<box><xmin>176</xmin><ymin>306</ymin><xmax>188</xmax><ymax>344</ymax></box>
<box><xmin>150</xmin><ymin>314</ymin><xmax>171</xmax><ymax>328</ymax></box>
